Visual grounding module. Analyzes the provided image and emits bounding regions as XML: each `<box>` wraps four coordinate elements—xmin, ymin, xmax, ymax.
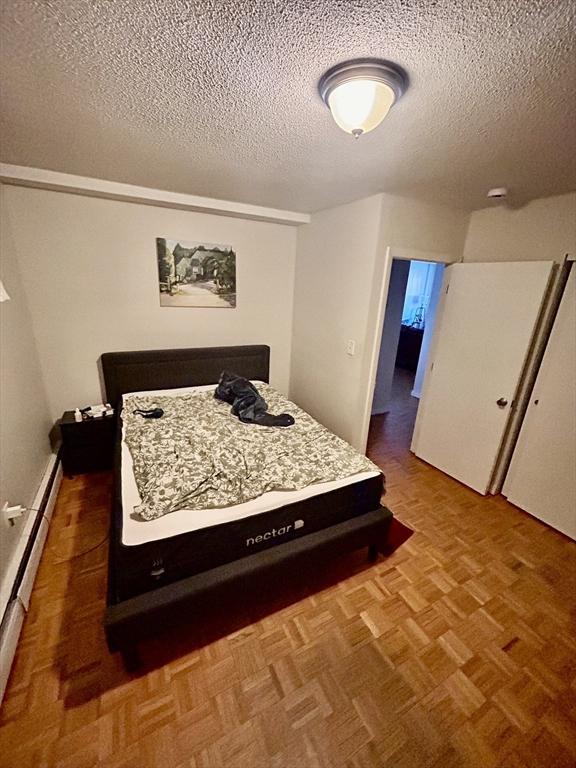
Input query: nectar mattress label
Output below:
<box><xmin>246</xmin><ymin>519</ymin><xmax>304</xmax><ymax>547</ymax></box>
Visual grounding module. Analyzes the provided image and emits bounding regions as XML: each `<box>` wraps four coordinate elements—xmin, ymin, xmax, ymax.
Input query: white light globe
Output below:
<box><xmin>328</xmin><ymin>79</ymin><xmax>395</xmax><ymax>136</ymax></box>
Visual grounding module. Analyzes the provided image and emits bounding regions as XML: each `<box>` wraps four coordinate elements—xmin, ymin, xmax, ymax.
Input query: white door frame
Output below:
<box><xmin>358</xmin><ymin>246</ymin><xmax>457</xmax><ymax>454</ymax></box>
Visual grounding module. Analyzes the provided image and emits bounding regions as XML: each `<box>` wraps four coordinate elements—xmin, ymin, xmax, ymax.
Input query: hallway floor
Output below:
<box><xmin>368</xmin><ymin>367</ymin><xmax>420</xmax><ymax>462</ymax></box>
<box><xmin>1</xmin><ymin>380</ymin><xmax>576</xmax><ymax>767</ymax></box>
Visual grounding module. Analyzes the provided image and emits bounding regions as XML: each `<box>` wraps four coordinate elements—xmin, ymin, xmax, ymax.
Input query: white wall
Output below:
<box><xmin>380</xmin><ymin>194</ymin><xmax>470</xmax><ymax>256</ymax></box>
<box><xmin>0</xmin><ymin>186</ymin><xmax>53</xmax><ymax>591</ymax></box>
<box><xmin>371</xmin><ymin>260</ymin><xmax>410</xmax><ymax>414</ymax></box>
<box><xmin>1</xmin><ymin>186</ymin><xmax>297</xmax><ymax>421</ymax></box>
<box><xmin>463</xmin><ymin>192</ymin><xmax>576</xmax><ymax>263</ymax></box>
<box><xmin>290</xmin><ymin>192</ymin><xmax>469</xmax><ymax>450</ymax></box>
<box><xmin>290</xmin><ymin>195</ymin><xmax>383</xmax><ymax>445</ymax></box>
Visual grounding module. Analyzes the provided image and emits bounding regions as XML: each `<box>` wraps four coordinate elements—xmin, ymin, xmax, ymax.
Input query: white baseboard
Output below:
<box><xmin>0</xmin><ymin>455</ymin><xmax>60</xmax><ymax>619</ymax></box>
<box><xmin>0</xmin><ymin>454</ymin><xmax>62</xmax><ymax>702</ymax></box>
<box><xmin>0</xmin><ymin>600</ymin><xmax>25</xmax><ymax>701</ymax></box>
<box><xmin>41</xmin><ymin>462</ymin><xmax>62</xmax><ymax>525</ymax></box>
<box><xmin>17</xmin><ymin>463</ymin><xmax>62</xmax><ymax>610</ymax></box>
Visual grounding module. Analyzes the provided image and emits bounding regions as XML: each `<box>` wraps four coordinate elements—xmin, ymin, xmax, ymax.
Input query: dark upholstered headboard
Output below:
<box><xmin>101</xmin><ymin>345</ymin><xmax>270</xmax><ymax>407</ymax></box>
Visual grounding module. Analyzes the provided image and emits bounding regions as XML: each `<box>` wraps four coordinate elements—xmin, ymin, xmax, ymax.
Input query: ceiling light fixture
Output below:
<box><xmin>319</xmin><ymin>58</ymin><xmax>408</xmax><ymax>138</ymax></box>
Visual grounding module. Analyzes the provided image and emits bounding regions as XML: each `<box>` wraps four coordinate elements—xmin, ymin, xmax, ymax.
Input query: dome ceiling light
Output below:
<box><xmin>318</xmin><ymin>58</ymin><xmax>408</xmax><ymax>138</ymax></box>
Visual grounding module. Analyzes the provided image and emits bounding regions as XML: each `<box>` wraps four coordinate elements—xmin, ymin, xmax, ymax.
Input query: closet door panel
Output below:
<box><xmin>411</xmin><ymin>261</ymin><xmax>553</xmax><ymax>494</ymax></box>
<box><xmin>504</xmin><ymin>269</ymin><xmax>576</xmax><ymax>539</ymax></box>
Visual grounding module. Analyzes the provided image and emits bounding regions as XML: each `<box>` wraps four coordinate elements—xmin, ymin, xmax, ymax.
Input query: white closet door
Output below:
<box><xmin>411</xmin><ymin>261</ymin><xmax>553</xmax><ymax>494</ymax></box>
<box><xmin>504</xmin><ymin>268</ymin><xmax>576</xmax><ymax>539</ymax></box>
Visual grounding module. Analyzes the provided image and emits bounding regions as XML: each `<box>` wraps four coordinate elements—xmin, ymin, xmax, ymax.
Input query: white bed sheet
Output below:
<box><xmin>121</xmin><ymin>383</ymin><xmax>380</xmax><ymax>546</ymax></box>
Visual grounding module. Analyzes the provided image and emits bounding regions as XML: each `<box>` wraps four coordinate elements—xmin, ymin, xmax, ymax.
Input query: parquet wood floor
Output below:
<box><xmin>2</xmin><ymin>370</ymin><xmax>575</xmax><ymax>767</ymax></box>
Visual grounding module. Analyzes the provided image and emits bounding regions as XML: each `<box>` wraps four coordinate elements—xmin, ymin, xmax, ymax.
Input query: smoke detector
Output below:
<box><xmin>487</xmin><ymin>187</ymin><xmax>508</xmax><ymax>199</ymax></box>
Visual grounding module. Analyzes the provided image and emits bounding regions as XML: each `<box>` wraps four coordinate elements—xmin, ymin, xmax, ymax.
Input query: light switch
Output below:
<box><xmin>346</xmin><ymin>339</ymin><xmax>356</xmax><ymax>356</ymax></box>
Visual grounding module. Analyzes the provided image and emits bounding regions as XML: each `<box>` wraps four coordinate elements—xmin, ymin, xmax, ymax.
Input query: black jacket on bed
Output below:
<box><xmin>214</xmin><ymin>372</ymin><xmax>295</xmax><ymax>427</ymax></box>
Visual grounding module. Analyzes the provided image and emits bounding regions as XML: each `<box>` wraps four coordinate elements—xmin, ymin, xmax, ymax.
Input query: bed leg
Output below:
<box><xmin>367</xmin><ymin>544</ymin><xmax>379</xmax><ymax>563</ymax></box>
<box><xmin>120</xmin><ymin>645</ymin><xmax>142</xmax><ymax>672</ymax></box>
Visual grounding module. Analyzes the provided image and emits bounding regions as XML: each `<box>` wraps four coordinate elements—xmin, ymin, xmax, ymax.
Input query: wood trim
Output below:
<box><xmin>0</xmin><ymin>164</ymin><xmax>311</xmax><ymax>226</ymax></box>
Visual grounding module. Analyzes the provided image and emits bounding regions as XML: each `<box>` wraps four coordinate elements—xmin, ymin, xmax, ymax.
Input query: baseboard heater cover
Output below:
<box><xmin>0</xmin><ymin>454</ymin><xmax>62</xmax><ymax>701</ymax></box>
<box><xmin>14</xmin><ymin>459</ymin><xmax>62</xmax><ymax>609</ymax></box>
<box><xmin>0</xmin><ymin>601</ymin><xmax>25</xmax><ymax>700</ymax></box>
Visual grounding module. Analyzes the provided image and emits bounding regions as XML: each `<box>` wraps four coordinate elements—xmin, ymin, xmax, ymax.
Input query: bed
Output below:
<box><xmin>101</xmin><ymin>345</ymin><xmax>393</xmax><ymax>666</ymax></box>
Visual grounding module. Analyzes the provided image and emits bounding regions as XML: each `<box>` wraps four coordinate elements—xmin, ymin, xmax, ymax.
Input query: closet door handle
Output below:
<box><xmin>496</xmin><ymin>397</ymin><xmax>508</xmax><ymax>408</ymax></box>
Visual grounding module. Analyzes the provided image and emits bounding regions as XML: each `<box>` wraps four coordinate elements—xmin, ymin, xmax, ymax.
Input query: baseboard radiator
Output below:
<box><xmin>0</xmin><ymin>454</ymin><xmax>62</xmax><ymax>701</ymax></box>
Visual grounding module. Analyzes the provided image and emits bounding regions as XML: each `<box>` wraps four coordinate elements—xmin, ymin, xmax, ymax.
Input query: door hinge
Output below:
<box><xmin>445</xmin><ymin>283</ymin><xmax>450</xmax><ymax>294</ymax></box>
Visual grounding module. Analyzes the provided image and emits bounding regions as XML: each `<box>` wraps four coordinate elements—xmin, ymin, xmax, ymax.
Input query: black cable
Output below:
<box><xmin>51</xmin><ymin>535</ymin><xmax>108</xmax><ymax>563</ymax></box>
<box><xmin>15</xmin><ymin>508</ymin><xmax>109</xmax><ymax>563</ymax></box>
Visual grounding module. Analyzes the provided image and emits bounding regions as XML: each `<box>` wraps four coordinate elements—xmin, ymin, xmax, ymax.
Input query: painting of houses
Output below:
<box><xmin>156</xmin><ymin>238</ymin><xmax>237</xmax><ymax>308</ymax></box>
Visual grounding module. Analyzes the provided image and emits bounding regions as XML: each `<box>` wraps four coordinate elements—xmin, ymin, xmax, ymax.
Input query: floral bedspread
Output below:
<box><xmin>123</xmin><ymin>383</ymin><xmax>380</xmax><ymax>521</ymax></box>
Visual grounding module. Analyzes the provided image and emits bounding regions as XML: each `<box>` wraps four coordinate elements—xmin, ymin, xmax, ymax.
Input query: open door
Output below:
<box><xmin>411</xmin><ymin>261</ymin><xmax>553</xmax><ymax>494</ymax></box>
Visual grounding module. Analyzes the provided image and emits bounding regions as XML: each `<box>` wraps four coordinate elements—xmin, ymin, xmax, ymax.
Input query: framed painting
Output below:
<box><xmin>156</xmin><ymin>238</ymin><xmax>236</xmax><ymax>308</ymax></box>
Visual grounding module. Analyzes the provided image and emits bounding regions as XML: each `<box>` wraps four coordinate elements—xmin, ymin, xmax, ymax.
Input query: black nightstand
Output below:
<box><xmin>59</xmin><ymin>412</ymin><xmax>116</xmax><ymax>475</ymax></box>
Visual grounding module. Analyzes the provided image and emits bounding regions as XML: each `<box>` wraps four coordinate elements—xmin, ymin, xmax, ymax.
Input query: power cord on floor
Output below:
<box><xmin>19</xmin><ymin>507</ymin><xmax>109</xmax><ymax>563</ymax></box>
<box><xmin>52</xmin><ymin>535</ymin><xmax>108</xmax><ymax>563</ymax></box>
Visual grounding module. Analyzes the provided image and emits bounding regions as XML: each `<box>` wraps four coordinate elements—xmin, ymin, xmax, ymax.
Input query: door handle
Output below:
<box><xmin>496</xmin><ymin>398</ymin><xmax>508</xmax><ymax>408</ymax></box>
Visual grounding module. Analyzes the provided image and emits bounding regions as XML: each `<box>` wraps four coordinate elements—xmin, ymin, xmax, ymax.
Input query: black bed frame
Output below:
<box><xmin>101</xmin><ymin>345</ymin><xmax>392</xmax><ymax>668</ymax></box>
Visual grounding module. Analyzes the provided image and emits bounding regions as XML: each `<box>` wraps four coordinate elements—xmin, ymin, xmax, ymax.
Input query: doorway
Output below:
<box><xmin>369</xmin><ymin>258</ymin><xmax>445</xmax><ymax>456</ymax></box>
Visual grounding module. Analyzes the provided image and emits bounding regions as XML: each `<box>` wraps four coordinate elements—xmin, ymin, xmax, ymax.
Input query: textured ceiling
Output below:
<box><xmin>1</xmin><ymin>0</ymin><xmax>575</xmax><ymax>213</ymax></box>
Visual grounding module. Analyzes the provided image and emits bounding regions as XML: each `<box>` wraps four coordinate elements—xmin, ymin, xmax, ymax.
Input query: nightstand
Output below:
<box><xmin>59</xmin><ymin>411</ymin><xmax>116</xmax><ymax>475</ymax></box>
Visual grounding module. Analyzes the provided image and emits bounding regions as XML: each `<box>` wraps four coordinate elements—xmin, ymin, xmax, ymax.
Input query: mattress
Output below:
<box><xmin>121</xmin><ymin>383</ymin><xmax>381</xmax><ymax>546</ymax></box>
<box><xmin>111</xmin><ymin>383</ymin><xmax>384</xmax><ymax>603</ymax></box>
